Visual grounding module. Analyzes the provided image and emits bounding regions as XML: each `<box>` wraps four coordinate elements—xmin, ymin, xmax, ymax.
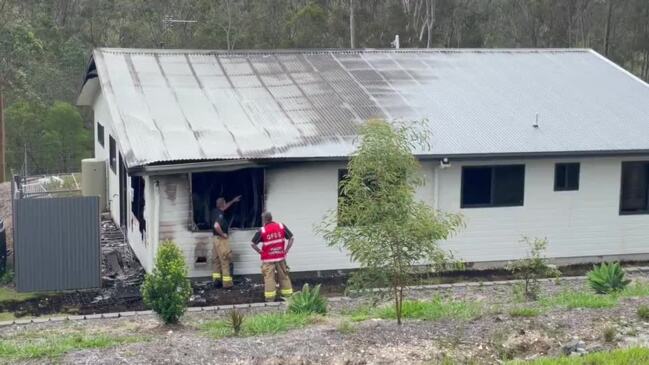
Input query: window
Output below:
<box><xmin>554</xmin><ymin>163</ymin><xmax>580</xmax><ymax>191</ymax></box>
<box><xmin>461</xmin><ymin>165</ymin><xmax>525</xmax><ymax>208</ymax></box>
<box><xmin>191</xmin><ymin>168</ymin><xmax>264</xmax><ymax>230</ymax></box>
<box><xmin>109</xmin><ymin>136</ymin><xmax>116</xmax><ymax>173</ymax></box>
<box><xmin>131</xmin><ymin>176</ymin><xmax>145</xmax><ymax>235</ymax></box>
<box><xmin>97</xmin><ymin>123</ymin><xmax>105</xmax><ymax>147</ymax></box>
<box><xmin>620</xmin><ymin>161</ymin><xmax>649</xmax><ymax>214</ymax></box>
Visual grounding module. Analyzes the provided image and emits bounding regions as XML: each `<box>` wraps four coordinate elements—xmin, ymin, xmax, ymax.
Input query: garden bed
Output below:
<box><xmin>2</xmin><ymin>272</ymin><xmax>649</xmax><ymax>364</ymax></box>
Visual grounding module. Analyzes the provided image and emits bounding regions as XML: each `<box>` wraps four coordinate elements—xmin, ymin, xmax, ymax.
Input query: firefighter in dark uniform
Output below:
<box><xmin>250</xmin><ymin>211</ymin><xmax>294</xmax><ymax>301</ymax></box>
<box><xmin>211</xmin><ymin>195</ymin><xmax>240</xmax><ymax>288</ymax></box>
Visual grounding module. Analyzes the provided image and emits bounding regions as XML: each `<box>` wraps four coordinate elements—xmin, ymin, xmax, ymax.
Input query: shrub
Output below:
<box><xmin>603</xmin><ymin>326</ymin><xmax>616</xmax><ymax>342</ymax></box>
<box><xmin>226</xmin><ymin>310</ymin><xmax>245</xmax><ymax>336</ymax></box>
<box><xmin>506</xmin><ymin>237</ymin><xmax>561</xmax><ymax>301</ymax></box>
<box><xmin>140</xmin><ymin>241</ymin><xmax>192</xmax><ymax>324</ymax></box>
<box><xmin>0</xmin><ymin>270</ymin><xmax>14</xmax><ymax>286</ymax></box>
<box><xmin>288</xmin><ymin>283</ymin><xmax>327</xmax><ymax>315</ymax></box>
<box><xmin>637</xmin><ymin>305</ymin><xmax>649</xmax><ymax>321</ymax></box>
<box><xmin>587</xmin><ymin>262</ymin><xmax>630</xmax><ymax>294</ymax></box>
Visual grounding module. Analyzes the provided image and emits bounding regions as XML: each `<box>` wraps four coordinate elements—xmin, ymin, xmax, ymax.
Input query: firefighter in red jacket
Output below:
<box><xmin>251</xmin><ymin>211</ymin><xmax>294</xmax><ymax>301</ymax></box>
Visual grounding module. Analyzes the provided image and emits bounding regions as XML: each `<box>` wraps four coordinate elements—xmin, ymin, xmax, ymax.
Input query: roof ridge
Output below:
<box><xmin>95</xmin><ymin>47</ymin><xmax>593</xmax><ymax>55</ymax></box>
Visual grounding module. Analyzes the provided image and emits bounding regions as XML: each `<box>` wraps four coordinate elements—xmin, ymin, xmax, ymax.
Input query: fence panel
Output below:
<box><xmin>14</xmin><ymin>196</ymin><xmax>100</xmax><ymax>292</ymax></box>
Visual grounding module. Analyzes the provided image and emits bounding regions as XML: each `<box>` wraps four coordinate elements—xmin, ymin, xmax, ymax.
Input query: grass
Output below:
<box><xmin>540</xmin><ymin>290</ymin><xmax>618</xmax><ymax>309</ymax></box>
<box><xmin>509</xmin><ymin>306</ymin><xmax>542</xmax><ymax>317</ymax></box>
<box><xmin>619</xmin><ymin>281</ymin><xmax>649</xmax><ymax>298</ymax></box>
<box><xmin>345</xmin><ymin>297</ymin><xmax>483</xmax><ymax>322</ymax></box>
<box><xmin>0</xmin><ymin>332</ymin><xmax>145</xmax><ymax>360</ymax></box>
<box><xmin>0</xmin><ymin>287</ymin><xmax>40</xmax><ymax>303</ymax></box>
<box><xmin>637</xmin><ymin>305</ymin><xmax>649</xmax><ymax>320</ymax></box>
<box><xmin>201</xmin><ymin>312</ymin><xmax>321</xmax><ymax>338</ymax></box>
<box><xmin>507</xmin><ymin>347</ymin><xmax>649</xmax><ymax>364</ymax></box>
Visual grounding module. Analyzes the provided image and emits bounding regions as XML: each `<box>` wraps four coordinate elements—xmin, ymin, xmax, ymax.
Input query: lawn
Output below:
<box><xmin>201</xmin><ymin>312</ymin><xmax>322</xmax><ymax>339</ymax></box>
<box><xmin>0</xmin><ymin>287</ymin><xmax>39</xmax><ymax>303</ymax></box>
<box><xmin>507</xmin><ymin>347</ymin><xmax>649</xmax><ymax>364</ymax></box>
<box><xmin>0</xmin><ymin>331</ymin><xmax>147</xmax><ymax>361</ymax></box>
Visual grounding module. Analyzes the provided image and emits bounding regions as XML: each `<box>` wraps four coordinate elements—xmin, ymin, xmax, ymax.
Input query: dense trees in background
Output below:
<box><xmin>1</xmin><ymin>0</ymin><xmax>649</xmax><ymax>174</ymax></box>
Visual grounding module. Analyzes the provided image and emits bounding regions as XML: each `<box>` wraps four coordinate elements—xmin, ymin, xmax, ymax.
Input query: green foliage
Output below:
<box><xmin>140</xmin><ymin>241</ymin><xmax>192</xmax><ymax>324</ymax></box>
<box><xmin>637</xmin><ymin>305</ymin><xmax>649</xmax><ymax>321</ymax></box>
<box><xmin>318</xmin><ymin>120</ymin><xmax>463</xmax><ymax>325</ymax></box>
<box><xmin>506</xmin><ymin>347</ymin><xmax>649</xmax><ymax>365</ymax></box>
<box><xmin>345</xmin><ymin>297</ymin><xmax>482</xmax><ymax>322</ymax></box>
<box><xmin>287</xmin><ymin>283</ymin><xmax>327</xmax><ymax>315</ymax></box>
<box><xmin>620</xmin><ymin>281</ymin><xmax>649</xmax><ymax>297</ymax></box>
<box><xmin>540</xmin><ymin>290</ymin><xmax>618</xmax><ymax>309</ymax></box>
<box><xmin>506</xmin><ymin>237</ymin><xmax>561</xmax><ymax>301</ymax></box>
<box><xmin>509</xmin><ymin>306</ymin><xmax>541</xmax><ymax>318</ymax></box>
<box><xmin>5</xmin><ymin>100</ymin><xmax>91</xmax><ymax>175</ymax></box>
<box><xmin>201</xmin><ymin>312</ymin><xmax>317</xmax><ymax>338</ymax></box>
<box><xmin>0</xmin><ymin>332</ymin><xmax>145</xmax><ymax>360</ymax></box>
<box><xmin>225</xmin><ymin>309</ymin><xmax>245</xmax><ymax>336</ymax></box>
<box><xmin>587</xmin><ymin>262</ymin><xmax>631</xmax><ymax>294</ymax></box>
<box><xmin>0</xmin><ymin>270</ymin><xmax>14</xmax><ymax>286</ymax></box>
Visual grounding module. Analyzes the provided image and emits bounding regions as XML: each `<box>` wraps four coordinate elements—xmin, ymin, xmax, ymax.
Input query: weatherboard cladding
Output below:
<box><xmin>87</xmin><ymin>48</ymin><xmax>649</xmax><ymax>169</ymax></box>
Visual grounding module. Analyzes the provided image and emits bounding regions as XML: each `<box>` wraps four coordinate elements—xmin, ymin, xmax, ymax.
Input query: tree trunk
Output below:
<box><xmin>0</xmin><ymin>89</ymin><xmax>5</xmax><ymax>182</ymax></box>
<box><xmin>350</xmin><ymin>0</ymin><xmax>355</xmax><ymax>48</ymax></box>
<box><xmin>603</xmin><ymin>0</ymin><xmax>613</xmax><ymax>56</ymax></box>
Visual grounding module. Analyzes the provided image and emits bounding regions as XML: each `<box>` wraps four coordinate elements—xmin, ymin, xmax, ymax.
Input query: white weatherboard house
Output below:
<box><xmin>77</xmin><ymin>48</ymin><xmax>649</xmax><ymax>278</ymax></box>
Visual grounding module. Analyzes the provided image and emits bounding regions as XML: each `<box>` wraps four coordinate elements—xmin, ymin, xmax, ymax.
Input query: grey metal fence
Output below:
<box><xmin>14</xmin><ymin>196</ymin><xmax>100</xmax><ymax>292</ymax></box>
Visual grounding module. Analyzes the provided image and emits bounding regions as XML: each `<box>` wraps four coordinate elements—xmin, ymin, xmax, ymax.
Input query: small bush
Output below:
<box><xmin>637</xmin><ymin>305</ymin><xmax>649</xmax><ymax>321</ymax></box>
<box><xmin>506</xmin><ymin>237</ymin><xmax>561</xmax><ymax>301</ymax></box>
<box><xmin>509</xmin><ymin>307</ymin><xmax>541</xmax><ymax>317</ymax></box>
<box><xmin>288</xmin><ymin>283</ymin><xmax>327</xmax><ymax>315</ymax></box>
<box><xmin>587</xmin><ymin>262</ymin><xmax>630</xmax><ymax>294</ymax></box>
<box><xmin>603</xmin><ymin>326</ymin><xmax>617</xmax><ymax>342</ymax></box>
<box><xmin>140</xmin><ymin>241</ymin><xmax>192</xmax><ymax>324</ymax></box>
<box><xmin>0</xmin><ymin>270</ymin><xmax>14</xmax><ymax>286</ymax></box>
<box><xmin>226</xmin><ymin>310</ymin><xmax>245</xmax><ymax>336</ymax></box>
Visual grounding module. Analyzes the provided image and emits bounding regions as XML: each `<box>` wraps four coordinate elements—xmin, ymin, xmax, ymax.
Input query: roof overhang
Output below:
<box><xmin>130</xmin><ymin>149</ymin><xmax>649</xmax><ymax>176</ymax></box>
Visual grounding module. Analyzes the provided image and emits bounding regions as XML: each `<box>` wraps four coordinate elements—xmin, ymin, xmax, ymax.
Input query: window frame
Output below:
<box><xmin>109</xmin><ymin>135</ymin><xmax>116</xmax><ymax>174</ymax></box>
<box><xmin>554</xmin><ymin>162</ymin><xmax>580</xmax><ymax>191</ymax></box>
<box><xmin>97</xmin><ymin>122</ymin><xmax>105</xmax><ymax>147</ymax></box>
<box><xmin>619</xmin><ymin>161</ymin><xmax>649</xmax><ymax>215</ymax></box>
<box><xmin>460</xmin><ymin>164</ymin><xmax>526</xmax><ymax>209</ymax></box>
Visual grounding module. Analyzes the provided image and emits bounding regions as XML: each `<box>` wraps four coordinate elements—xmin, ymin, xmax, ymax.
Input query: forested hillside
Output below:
<box><xmin>1</xmin><ymin>0</ymin><xmax>648</xmax><ymax>175</ymax></box>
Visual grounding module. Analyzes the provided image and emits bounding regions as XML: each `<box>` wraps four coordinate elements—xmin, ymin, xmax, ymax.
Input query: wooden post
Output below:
<box><xmin>350</xmin><ymin>0</ymin><xmax>355</xmax><ymax>48</ymax></box>
<box><xmin>0</xmin><ymin>89</ymin><xmax>5</xmax><ymax>182</ymax></box>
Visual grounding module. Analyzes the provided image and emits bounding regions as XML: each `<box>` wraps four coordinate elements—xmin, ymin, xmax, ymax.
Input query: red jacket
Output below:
<box><xmin>259</xmin><ymin>222</ymin><xmax>287</xmax><ymax>263</ymax></box>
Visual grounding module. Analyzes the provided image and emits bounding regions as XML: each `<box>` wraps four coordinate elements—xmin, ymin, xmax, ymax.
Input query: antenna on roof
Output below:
<box><xmin>533</xmin><ymin>113</ymin><xmax>540</xmax><ymax>128</ymax></box>
<box><xmin>161</xmin><ymin>15</ymin><xmax>198</xmax><ymax>48</ymax></box>
<box><xmin>391</xmin><ymin>35</ymin><xmax>400</xmax><ymax>49</ymax></box>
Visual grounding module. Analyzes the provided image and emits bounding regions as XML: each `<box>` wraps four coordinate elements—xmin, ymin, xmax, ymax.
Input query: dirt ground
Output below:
<box><xmin>0</xmin><ymin>182</ymin><xmax>11</xmax><ymax>253</ymax></box>
<box><xmin>4</xmin><ymin>273</ymin><xmax>649</xmax><ymax>364</ymax></box>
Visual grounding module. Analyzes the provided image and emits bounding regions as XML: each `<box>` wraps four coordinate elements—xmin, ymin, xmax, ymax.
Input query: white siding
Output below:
<box><xmin>437</xmin><ymin>157</ymin><xmax>649</xmax><ymax>263</ymax></box>
<box><xmin>94</xmin><ymin>92</ymin><xmax>153</xmax><ymax>270</ymax></box>
<box><xmin>144</xmin><ymin>156</ymin><xmax>649</xmax><ymax>277</ymax></box>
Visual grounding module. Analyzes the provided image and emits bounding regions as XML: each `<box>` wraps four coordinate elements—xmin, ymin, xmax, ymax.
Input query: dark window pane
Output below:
<box><xmin>109</xmin><ymin>136</ymin><xmax>116</xmax><ymax>173</ymax></box>
<box><xmin>620</xmin><ymin>162</ymin><xmax>649</xmax><ymax>213</ymax></box>
<box><xmin>462</xmin><ymin>167</ymin><xmax>492</xmax><ymax>206</ymax></box>
<box><xmin>566</xmin><ymin>164</ymin><xmax>580</xmax><ymax>190</ymax></box>
<box><xmin>97</xmin><ymin>123</ymin><xmax>105</xmax><ymax>147</ymax></box>
<box><xmin>555</xmin><ymin>163</ymin><xmax>580</xmax><ymax>191</ymax></box>
<box><xmin>493</xmin><ymin>165</ymin><xmax>525</xmax><ymax>205</ymax></box>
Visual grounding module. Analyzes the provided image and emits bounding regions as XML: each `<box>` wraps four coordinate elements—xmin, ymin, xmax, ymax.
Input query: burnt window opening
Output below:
<box><xmin>109</xmin><ymin>136</ymin><xmax>116</xmax><ymax>174</ymax></box>
<box><xmin>191</xmin><ymin>168</ymin><xmax>264</xmax><ymax>230</ymax></box>
<box><xmin>97</xmin><ymin>122</ymin><xmax>105</xmax><ymax>147</ymax></box>
<box><xmin>195</xmin><ymin>256</ymin><xmax>207</xmax><ymax>264</ymax></box>
<box><xmin>620</xmin><ymin>161</ymin><xmax>649</xmax><ymax>215</ymax></box>
<box><xmin>461</xmin><ymin>165</ymin><xmax>525</xmax><ymax>208</ymax></box>
<box><xmin>131</xmin><ymin>176</ymin><xmax>146</xmax><ymax>236</ymax></box>
<box><xmin>554</xmin><ymin>163</ymin><xmax>580</xmax><ymax>191</ymax></box>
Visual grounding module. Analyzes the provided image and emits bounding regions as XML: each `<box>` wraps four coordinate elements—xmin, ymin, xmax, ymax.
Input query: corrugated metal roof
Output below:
<box><xmin>79</xmin><ymin>48</ymin><xmax>649</xmax><ymax>168</ymax></box>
